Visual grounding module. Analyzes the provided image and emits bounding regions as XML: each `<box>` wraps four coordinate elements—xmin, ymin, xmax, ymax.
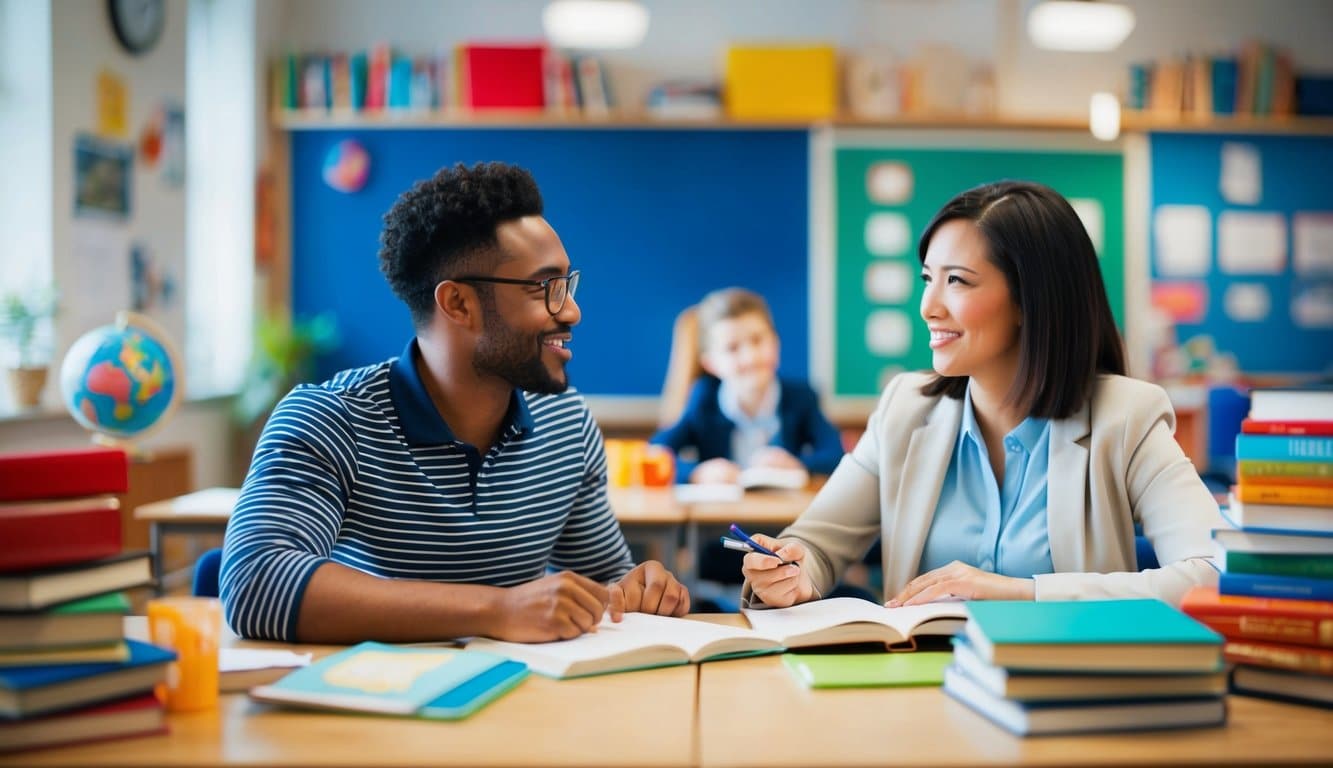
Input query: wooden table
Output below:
<box><xmin>608</xmin><ymin>486</ymin><xmax>689</xmax><ymax>574</ymax></box>
<box><xmin>135</xmin><ymin>488</ymin><xmax>240</xmax><ymax>595</ymax></box>
<box><xmin>697</xmin><ymin>653</ymin><xmax>1333</xmax><ymax>767</ymax></box>
<box><xmin>8</xmin><ymin>619</ymin><xmax>698</xmax><ymax>768</ymax></box>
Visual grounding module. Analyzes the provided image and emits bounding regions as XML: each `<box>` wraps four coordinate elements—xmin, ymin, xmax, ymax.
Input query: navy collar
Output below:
<box><xmin>388</xmin><ymin>338</ymin><xmax>535</xmax><ymax>447</ymax></box>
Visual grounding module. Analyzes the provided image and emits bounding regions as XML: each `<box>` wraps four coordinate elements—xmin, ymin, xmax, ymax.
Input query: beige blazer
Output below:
<box><xmin>748</xmin><ymin>372</ymin><xmax>1220</xmax><ymax>607</ymax></box>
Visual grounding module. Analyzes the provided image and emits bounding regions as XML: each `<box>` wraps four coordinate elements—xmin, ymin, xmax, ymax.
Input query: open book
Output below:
<box><xmin>672</xmin><ymin>466</ymin><xmax>811</xmax><ymax>503</ymax></box>
<box><xmin>466</xmin><ymin>597</ymin><xmax>966</xmax><ymax>679</ymax></box>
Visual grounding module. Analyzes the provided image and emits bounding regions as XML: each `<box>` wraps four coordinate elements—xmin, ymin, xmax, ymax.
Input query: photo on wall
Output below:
<box><xmin>74</xmin><ymin>134</ymin><xmax>133</xmax><ymax>219</ymax></box>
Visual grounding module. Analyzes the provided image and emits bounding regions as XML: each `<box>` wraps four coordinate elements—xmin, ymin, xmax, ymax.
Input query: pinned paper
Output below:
<box><xmin>1153</xmin><ymin>205</ymin><xmax>1211</xmax><ymax>276</ymax></box>
<box><xmin>865</xmin><ymin>309</ymin><xmax>911</xmax><ymax>356</ymax></box>
<box><xmin>1069</xmin><ymin>198</ymin><xmax>1105</xmax><ymax>255</ymax></box>
<box><xmin>1218</xmin><ymin>211</ymin><xmax>1286</xmax><ymax>274</ymax></box>
<box><xmin>74</xmin><ymin>134</ymin><xmax>132</xmax><ymax>219</ymax></box>
<box><xmin>1222</xmin><ymin>283</ymin><xmax>1271</xmax><ymax>322</ymax></box>
<box><xmin>322</xmin><ymin>139</ymin><xmax>370</xmax><ymax>193</ymax></box>
<box><xmin>96</xmin><ymin>69</ymin><xmax>129</xmax><ymax>138</ymax></box>
<box><xmin>864</xmin><ymin>262</ymin><xmax>914</xmax><ymax>303</ymax></box>
<box><xmin>865</xmin><ymin>212</ymin><xmax>911</xmax><ymax>257</ymax></box>
<box><xmin>1150</xmin><ymin>282</ymin><xmax>1208</xmax><ymax>324</ymax></box>
<box><xmin>866</xmin><ymin>162</ymin><xmax>913</xmax><ymax>204</ymax></box>
<box><xmin>1220</xmin><ymin>142</ymin><xmax>1261</xmax><ymax>206</ymax></box>
<box><xmin>1293</xmin><ymin>212</ymin><xmax>1333</xmax><ymax>276</ymax></box>
<box><xmin>1292</xmin><ymin>283</ymin><xmax>1333</xmax><ymax>328</ymax></box>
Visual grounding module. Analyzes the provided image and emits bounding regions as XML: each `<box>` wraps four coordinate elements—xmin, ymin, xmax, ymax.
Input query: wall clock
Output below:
<box><xmin>108</xmin><ymin>0</ymin><xmax>165</xmax><ymax>56</ymax></box>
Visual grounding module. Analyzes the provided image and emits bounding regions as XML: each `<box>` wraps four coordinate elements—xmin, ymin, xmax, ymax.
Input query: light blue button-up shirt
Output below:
<box><xmin>718</xmin><ymin>379</ymin><xmax>782</xmax><ymax>468</ymax></box>
<box><xmin>918</xmin><ymin>385</ymin><xmax>1055</xmax><ymax>578</ymax></box>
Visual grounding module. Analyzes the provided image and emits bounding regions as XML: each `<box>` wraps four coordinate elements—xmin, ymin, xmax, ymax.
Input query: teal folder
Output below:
<box><xmin>781</xmin><ymin>652</ymin><xmax>952</xmax><ymax>689</ymax></box>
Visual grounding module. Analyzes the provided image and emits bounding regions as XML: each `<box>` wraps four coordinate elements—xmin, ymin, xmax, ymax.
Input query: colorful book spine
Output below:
<box><xmin>1225</xmin><ymin>639</ymin><xmax>1333</xmax><ymax>675</ymax></box>
<box><xmin>1235</xmin><ymin>484</ymin><xmax>1333</xmax><ymax>506</ymax></box>
<box><xmin>0</xmin><ymin>448</ymin><xmax>128</xmax><ymax>502</ymax></box>
<box><xmin>1221</xmin><ymin>572</ymin><xmax>1333</xmax><ymax>602</ymax></box>
<box><xmin>1242</xmin><ymin>419</ymin><xmax>1333</xmax><ymax>437</ymax></box>
<box><xmin>1222</xmin><ymin>551</ymin><xmax>1333</xmax><ymax>582</ymax></box>
<box><xmin>1238</xmin><ymin>460</ymin><xmax>1333</xmax><ymax>483</ymax></box>
<box><xmin>1181</xmin><ymin>586</ymin><xmax>1333</xmax><ymax>648</ymax></box>
<box><xmin>1235</xmin><ymin>434</ymin><xmax>1333</xmax><ymax>462</ymax></box>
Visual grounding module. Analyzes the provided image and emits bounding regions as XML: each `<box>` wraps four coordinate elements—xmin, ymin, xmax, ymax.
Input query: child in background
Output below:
<box><xmin>651</xmin><ymin>287</ymin><xmax>844</xmax><ymax>483</ymax></box>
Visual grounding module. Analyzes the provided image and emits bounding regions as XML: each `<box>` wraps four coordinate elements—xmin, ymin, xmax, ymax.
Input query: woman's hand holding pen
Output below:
<box><xmin>740</xmin><ymin>533</ymin><xmax>816</xmax><ymax>608</ymax></box>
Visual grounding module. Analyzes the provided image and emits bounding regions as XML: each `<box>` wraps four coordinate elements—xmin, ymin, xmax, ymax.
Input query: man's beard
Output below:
<box><xmin>474</xmin><ymin>304</ymin><xmax>569</xmax><ymax>395</ymax></box>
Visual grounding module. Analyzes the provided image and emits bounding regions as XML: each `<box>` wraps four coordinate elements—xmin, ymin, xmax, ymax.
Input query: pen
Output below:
<box><xmin>726</xmin><ymin>524</ymin><xmax>799</xmax><ymax>567</ymax></box>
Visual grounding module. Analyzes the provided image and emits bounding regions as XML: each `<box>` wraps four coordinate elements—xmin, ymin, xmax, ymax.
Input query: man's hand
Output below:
<box><xmin>690</xmin><ymin>458</ymin><xmax>742</xmax><ymax>484</ymax></box>
<box><xmin>740</xmin><ymin>533</ymin><xmax>816</xmax><ymax>608</ymax></box>
<box><xmin>608</xmin><ymin>561</ymin><xmax>690</xmax><ymax>621</ymax></box>
<box><xmin>490</xmin><ymin>571</ymin><xmax>611</xmax><ymax>642</ymax></box>
<box><xmin>886</xmin><ymin>560</ymin><xmax>1035</xmax><ymax>607</ymax></box>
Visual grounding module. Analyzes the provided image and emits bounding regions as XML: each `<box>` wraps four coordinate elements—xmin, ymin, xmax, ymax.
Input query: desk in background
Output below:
<box><xmin>135</xmin><ymin>488</ymin><xmax>239</xmax><ymax>595</ymax></box>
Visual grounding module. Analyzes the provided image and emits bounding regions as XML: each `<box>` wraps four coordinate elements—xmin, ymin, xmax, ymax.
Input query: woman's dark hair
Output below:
<box><xmin>917</xmin><ymin>180</ymin><xmax>1126</xmax><ymax>419</ymax></box>
<box><xmin>379</xmin><ymin>162</ymin><xmax>543</xmax><ymax>327</ymax></box>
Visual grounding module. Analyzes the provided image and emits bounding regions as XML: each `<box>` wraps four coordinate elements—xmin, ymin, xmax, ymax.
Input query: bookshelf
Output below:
<box><xmin>273</xmin><ymin>109</ymin><xmax>1333</xmax><ymax>135</ymax></box>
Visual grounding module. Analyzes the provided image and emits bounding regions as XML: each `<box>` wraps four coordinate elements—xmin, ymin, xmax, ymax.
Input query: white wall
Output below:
<box><xmin>0</xmin><ymin>0</ymin><xmax>53</xmax><ymax>301</ymax></box>
<box><xmin>272</xmin><ymin>0</ymin><xmax>1333</xmax><ymax>117</ymax></box>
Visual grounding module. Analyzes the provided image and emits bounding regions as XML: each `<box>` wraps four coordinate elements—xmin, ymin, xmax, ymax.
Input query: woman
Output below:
<box><xmin>743</xmin><ymin>181</ymin><xmax>1218</xmax><ymax>609</ymax></box>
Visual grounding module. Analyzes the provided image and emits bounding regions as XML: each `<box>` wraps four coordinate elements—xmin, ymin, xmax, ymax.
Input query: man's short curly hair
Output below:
<box><xmin>379</xmin><ymin>162</ymin><xmax>544</xmax><ymax>327</ymax></box>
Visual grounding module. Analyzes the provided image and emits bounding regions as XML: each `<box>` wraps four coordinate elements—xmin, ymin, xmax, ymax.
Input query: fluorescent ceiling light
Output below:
<box><xmin>1028</xmin><ymin>1</ymin><xmax>1136</xmax><ymax>52</ymax></box>
<box><xmin>543</xmin><ymin>0</ymin><xmax>649</xmax><ymax>50</ymax></box>
<box><xmin>1089</xmin><ymin>91</ymin><xmax>1120</xmax><ymax>141</ymax></box>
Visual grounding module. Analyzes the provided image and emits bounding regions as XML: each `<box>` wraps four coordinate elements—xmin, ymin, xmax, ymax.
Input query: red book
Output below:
<box><xmin>0</xmin><ymin>496</ymin><xmax>121</xmax><ymax>573</ymax></box>
<box><xmin>459</xmin><ymin>43</ymin><xmax>547</xmax><ymax>109</ymax></box>
<box><xmin>0</xmin><ymin>447</ymin><xmax>128</xmax><ymax>502</ymax></box>
<box><xmin>1242</xmin><ymin>418</ymin><xmax>1333</xmax><ymax>437</ymax></box>
<box><xmin>1181</xmin><ymin>585</ymin><xmax>1333</xmax><ymax>649</ymax></box>
<box><xmin>0</xmin><ymin>694</ymin><xmax>165</xmax><ymax>754</ymax></box>
<box><xmin>1224</xmin><ymin>639</ymin><xmax>1333</xmax><ymax>675</ymax></box>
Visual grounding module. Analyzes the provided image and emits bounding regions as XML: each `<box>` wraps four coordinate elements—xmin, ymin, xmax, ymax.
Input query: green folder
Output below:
<box><xmin>781</xmin><ymin>652</ymin><xmax>952</xmax><ymax>689</ymax></box>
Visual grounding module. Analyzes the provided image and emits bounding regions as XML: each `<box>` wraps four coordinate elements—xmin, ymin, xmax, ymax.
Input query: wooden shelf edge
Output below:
<box><xmin>1121</xmin><ymin>110</ymin><xmax>1333</xmax><ymax>135</ymax></box>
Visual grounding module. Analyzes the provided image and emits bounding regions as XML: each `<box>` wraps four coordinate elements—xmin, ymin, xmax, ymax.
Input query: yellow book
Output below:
<box><xmin>725</xmin><ymin>44</ymin><xmax>837</xmax><ymax>120</ymax></box>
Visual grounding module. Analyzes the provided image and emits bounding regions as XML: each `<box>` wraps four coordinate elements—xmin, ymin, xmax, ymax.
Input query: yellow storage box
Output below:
<box><xmin>724</xmin><ymin>44</ymin><xmax>838</xmax><ymax>120</ymax></box>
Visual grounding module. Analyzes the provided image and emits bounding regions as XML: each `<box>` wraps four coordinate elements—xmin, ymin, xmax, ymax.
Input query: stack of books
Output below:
<box><xmin>1190</xmin><ymin>385</ymin><xmax>1333</xmax><ymax>709</ymax></box>
<box><xmin>0</xmin><ymin>447</ymin><xmax>169</xmax><ymax>754</ymax></box>
<box><xmin>943</xmin><ymin>600</ymin><xmax>1227</xmax><ymax>736</ymax></box>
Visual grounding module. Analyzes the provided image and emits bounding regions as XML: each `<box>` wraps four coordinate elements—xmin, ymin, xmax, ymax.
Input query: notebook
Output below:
<box><xmin>943</xmin><ymin>665</ymin><xmax>1227</xmax><ymax>736</ymax></box>
<box><xmin>466</xmin><ymin>598</ymin><xmax>966</xmax><ymax>679</ymax></box>
<box><xmin>249</xmin><ymin>642</ymin><xmax>527</xmax><ymax>720</ymax></box>
<box><xmin>962</xmin><ymin>600</ymin><xmax>1223</xmax><ymax>672</ymax></box>
<box><xmin>781</xmin><ymin>651</ymin><xmax>952</xmax><ymax>689</ymax></box>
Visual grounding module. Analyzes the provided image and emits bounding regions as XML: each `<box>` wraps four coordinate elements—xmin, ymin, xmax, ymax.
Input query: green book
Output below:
<box><xmin>963</xmin><ymin>600</ymin><xmax>1223</xmax><ymax>673</ymax></box>
<box><xmin>0</xmin><ymin>592</ymin><xmax>130</xmax><ymax>652</ymax></box>
<box><xmin>250</xmin><ymin>642</ymin><xmax>528</xmax><ymax>720</ymax></box>
<box><xmin>781</xmin><ymin>652</ymin><xmax>952</xmax><ymax>689</ymax></box>
<box><xmin>1223</xmin><ymin>551</ymin><xmax>1333</xmax><ymax>580</ymax></box>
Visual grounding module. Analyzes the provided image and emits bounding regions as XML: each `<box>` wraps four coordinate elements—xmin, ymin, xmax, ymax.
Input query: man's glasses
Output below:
<box><xmin>452</xmin><ymin>270</ymin><xmax>581</xmax><ymax>316</ymax></box>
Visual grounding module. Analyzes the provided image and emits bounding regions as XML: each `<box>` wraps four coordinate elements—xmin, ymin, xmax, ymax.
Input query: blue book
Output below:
<box><xmin>1220</xmin><ymin>572</ymin><xmax>1333</xmax><ymax>602</ymax></box>
<box><xmin>1235</xmin><ymin>434</ymin><xmax>1333</xmax><ymax>462</ymax></box>
<box><xmin>0</xmin><ymin>639</ymin><xmax>175</xmax><ymax>718</ymax></box>
<box><xmin>1211</xmin><ymin>57</ymin><xmax>1238</xmax><ymax>115</ymax></box>
<box><xmin>249</xmin><ymin>642</ymin><xmax>526</xmax><ymax>720</ymax></box>
<box><xmin>962</xmin><ymin>600</ymin><xmax>1222</xmax><ymax>673</ymax></box>
<box><xmin>943</xmin><ymin>665</ymin><xmax>1227</xmax><ymax>736</ymax></box>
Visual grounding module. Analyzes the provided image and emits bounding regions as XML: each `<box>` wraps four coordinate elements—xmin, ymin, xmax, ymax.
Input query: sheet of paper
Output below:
<box><xmin>1154</xmin><ymin>205</ymin><xmax>1211</xmax><ymax>277</ymax></box>
<box><xmin>865</xmin><ymin>309</ymin><xmax>911</xmax><ymax>356</ymax></box>
<box><xmin>865</xmin><ymin>212</ymin><xmax>911</xmax><ymax>256</ymax></box>
<box><xmin>220</xmin><ymin>648</ymin><xmax>312</xmax><ymax>673</ymax></box>
<box><xmin>1218</xmin><ymin>211</ymin><xmax>1286</xmax><ymax>274</ymax></box>
<box><xmin>1293</xmin><ymin>212</ymin><xmax>1333</xmax><ymax>276</ymax></box>
<box><xmin>1219</xmin><ymin>142</ymin><xmax>1261</xmax><ymax>205</ymax></box>
<box><xmin>864</xmin><ymin>262</ymin><xmax>913</xmax><ymax>303</ymax></box>
<box><xmin>1222</xmin><ymin>283</ymin><xmax>1271</xmax><ymax>322</ymax></box>
<box><xmin>69</xmin><ymin>220</ymin><xmax>131</xmax><ymax>336</ymax></box>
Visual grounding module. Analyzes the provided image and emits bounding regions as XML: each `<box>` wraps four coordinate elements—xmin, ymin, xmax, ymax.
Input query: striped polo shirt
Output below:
<box><xmin>220</xmin><ymin>339</ymin><xmax>634</xmax><ymax>641</ymax></box>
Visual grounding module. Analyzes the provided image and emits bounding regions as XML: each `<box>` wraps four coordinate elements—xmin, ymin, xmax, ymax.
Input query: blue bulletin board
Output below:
<box><xmin>1149</xmin><ymin>133</ymin><xmax>1333</xmax><ymax>375</ymax></box>
<box><xmin>290</xmin><ymin>128</ymin><xmax>810</xmax><ymax>396</ymax></box>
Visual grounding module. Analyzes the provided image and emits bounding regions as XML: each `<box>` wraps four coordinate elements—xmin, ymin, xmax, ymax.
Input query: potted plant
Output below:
<box><xmin>0</xmin><ymin>288</ymin><xmax>57</xmax><ymax>409</ymax></box>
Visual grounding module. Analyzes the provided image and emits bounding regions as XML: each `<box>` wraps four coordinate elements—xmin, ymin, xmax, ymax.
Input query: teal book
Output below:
<box><xmin>781</xmin><ymin>651</ymin><xmax>952</xmax><ymax>689</ymax></box>
<box><xmin>963</xmin><ymin>600</ymin><xmax>1223</xmax><ymax>673</ymax></box>
<box><xmin>249</xmin><ymin>642</ymin><xmax>527</xmax><ymax>720</ymax></box>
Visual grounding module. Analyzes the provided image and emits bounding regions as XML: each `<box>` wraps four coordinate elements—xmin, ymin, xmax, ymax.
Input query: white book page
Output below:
<box><xmin>739</xmin><ymin>466</ymin><xmax>810</xmax><ymax>490</ymax></box>
<box><xmin>743</xmin><ymin>597</ymin><xmax>966</xmax><ymax>644</ymax></box>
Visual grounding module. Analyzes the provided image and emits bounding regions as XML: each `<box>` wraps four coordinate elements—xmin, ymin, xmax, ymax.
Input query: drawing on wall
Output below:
<box><xmin>74</xmin><ymin>134</ymin><xmax>132</xmax><ymax>219</ymax></box>
<box><xmin>162</xmin><ymin>105</ymin><xmax>186</xmax><ymax>187</ymax></box>
<box><xmin>96</xmin><ymin>69</ymin><xmax>129</xmax><ymax>138</ymax></box>
<box><xmin>131</xmin><ymin>242</ymin><xmax>177</xmax><ymax>312</ymax></box>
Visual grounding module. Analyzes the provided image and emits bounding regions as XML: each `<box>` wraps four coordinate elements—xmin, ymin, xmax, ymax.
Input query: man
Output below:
<box><xmin>221</xmin><ymin>162</ymin><xmax>689</xmax><ymax>643</ymax></box>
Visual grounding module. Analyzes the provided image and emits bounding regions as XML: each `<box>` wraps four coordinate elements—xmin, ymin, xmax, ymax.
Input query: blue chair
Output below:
<box><xmin>192</xmin><ymin>547</ymin><xmax>223</xmax><ymax>598</ymax></box>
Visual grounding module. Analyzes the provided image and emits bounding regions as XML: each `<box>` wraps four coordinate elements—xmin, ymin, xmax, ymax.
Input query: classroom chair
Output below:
<box><xmin>192</xmin><ymin>547</ymin><xmax>223</xmax><ymax>598</ymax></box>
<box><xmin>658</xmin><ymin>304</ymin><xmax>701</xmax><ymax>428</ymax></box>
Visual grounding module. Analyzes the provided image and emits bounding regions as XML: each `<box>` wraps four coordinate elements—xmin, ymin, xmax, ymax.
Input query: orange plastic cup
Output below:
<box><xmin>147</xmin><ymin>596</ymin><xmax>221</xmax><ymax>712</ymax></box>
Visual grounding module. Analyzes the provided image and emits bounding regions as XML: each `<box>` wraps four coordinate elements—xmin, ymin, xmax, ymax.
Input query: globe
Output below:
<box><xmin>59</xmin><ymin>311</ymin><xmax>181</xmax><ymax>442</ymax></box>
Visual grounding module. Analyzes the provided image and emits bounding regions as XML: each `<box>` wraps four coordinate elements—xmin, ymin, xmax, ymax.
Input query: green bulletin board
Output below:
<box><xmin>832</xmin><ymin>142</ymin><xmax>1125</xmax><ymax>397</ymax></box>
